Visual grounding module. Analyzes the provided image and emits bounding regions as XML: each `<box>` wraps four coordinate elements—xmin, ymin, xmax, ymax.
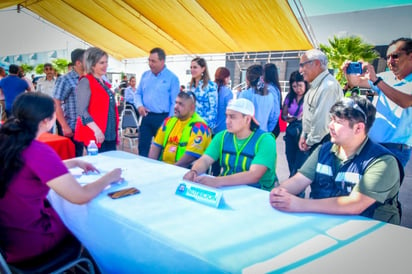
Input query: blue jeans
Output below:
<box><xmin>381</xmin><ymin>143</ymin><xmax>411</xmax><ymax>167</ymax></box>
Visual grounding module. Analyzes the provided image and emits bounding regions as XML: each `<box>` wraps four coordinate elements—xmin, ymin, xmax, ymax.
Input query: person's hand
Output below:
<box><xmin>103</xmin><ymin>168</ymin><xmax>123</xmax><ymax>184</ymax></box>
<box><xmin>298</xmin><ymin>136</ymin><xmax>309</xmax><ymax>151</ymax></box>
<box><xmin>183</xmin><ymin>170</ymin><xmax>197</xmax><ymax>181</ymax></box>
<box><xmin>194</xmin><ymin>176</ymin><xmax>219</xmax><ymax>188</ymax></box>
<box><xmin>269</xmin><ymin>187</ymin><xmax>301</xmax><ymax>212</ymax></box>
<box><xmin>138</xmin><ymin>106</ymin><xmax>149</xmax><ymax>117</ymax></box>
<box><xmin>62</xmin><ymin>125</ymin><xmax>73</xmax><ymax>137</ymax></box>
<box><xmin>94</xmin><ymin>129</ymin><xmax>105</xmax><ymax>144</ymax></box>
<box><xmin>77</xmin><ymin>160</ymin><xmax>99</xmax><ymax>174</ymax></box>
<box><xmin>341</xmin><ymin>60</ymin><xmax>375</xmax><ymax>87</ymax></box>
<box><xmin>362</xmin><ymin>62</ymin><xmax>378</xmax><ymax>82</ymax></box>
<box><xmin>286</xmin><ymin>116</ymin><xmax>297</xmax><ymax>123</ymax></box>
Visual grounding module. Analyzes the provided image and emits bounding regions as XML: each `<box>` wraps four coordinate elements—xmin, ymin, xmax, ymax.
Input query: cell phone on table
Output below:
<box><xmin>108</xmin><ymin>187</ymin><xmax>140</xmax><ymax>199</ymax></box>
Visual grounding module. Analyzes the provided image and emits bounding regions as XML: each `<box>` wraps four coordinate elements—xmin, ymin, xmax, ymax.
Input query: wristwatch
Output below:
<box><xmin>373</xmin><ymin>77</ymin><xmax>383</xmax><ymax>86</ymax></box>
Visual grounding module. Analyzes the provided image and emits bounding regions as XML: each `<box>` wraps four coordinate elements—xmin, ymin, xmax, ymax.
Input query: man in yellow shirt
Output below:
<box><xmin>149</xmin><ymin>91</ymin><xmax>211</xmax><ymax>168</ymax></box>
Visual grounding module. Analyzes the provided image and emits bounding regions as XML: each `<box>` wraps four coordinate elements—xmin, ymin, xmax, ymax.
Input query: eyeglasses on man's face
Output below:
<box><xmin>299</xmin><ymin>60</ymin><xmax>313</xmax><ymax>68</ymax></box>
<box><xmin>386</xmin><ymin>50</ymin><xmax>407</xmax><ymax>61</ymax></box>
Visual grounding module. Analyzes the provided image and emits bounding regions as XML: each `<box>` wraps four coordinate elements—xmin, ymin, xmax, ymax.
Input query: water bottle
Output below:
<box><xmin>87</xmin><ymin>140</ymin><xmax>98</xmax><ymax>156</ymax></box>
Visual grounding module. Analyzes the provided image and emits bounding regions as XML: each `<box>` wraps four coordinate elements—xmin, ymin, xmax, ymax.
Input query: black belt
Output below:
<box><xmin>381</xmin><ymin>143</ymin><xmax>411</xmax><ymax>151</ymax></box>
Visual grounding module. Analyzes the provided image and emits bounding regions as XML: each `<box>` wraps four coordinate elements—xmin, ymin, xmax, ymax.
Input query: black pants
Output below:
<box><xmin>138</xmin><ymin>112</ymin><xmax>168</xmax><ymax>157</ymax></box>
<box><xmin>99</xmin><ymin>140</ymin><xmax>117</xmax><ymax>153</ymax></box>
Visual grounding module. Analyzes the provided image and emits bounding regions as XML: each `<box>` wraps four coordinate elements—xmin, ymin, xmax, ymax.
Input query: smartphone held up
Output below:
<box><xmin>346</xmin><ymin>62</ymin><xmax>363</xmax><ymax>74</ymax></box>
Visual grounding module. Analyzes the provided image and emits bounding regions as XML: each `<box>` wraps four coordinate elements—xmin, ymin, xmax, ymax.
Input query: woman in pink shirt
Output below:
<box><xmin>0</xmin><ymin>92</ymin><xmax>122</xmax><ymax>264</ymax></box>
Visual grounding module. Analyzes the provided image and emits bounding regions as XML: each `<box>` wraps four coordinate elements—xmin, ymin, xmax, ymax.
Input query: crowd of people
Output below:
<box><xmin>0</xmin><ymin>37</ymin><xmax>411</xmax><ymax>266</ymax></box>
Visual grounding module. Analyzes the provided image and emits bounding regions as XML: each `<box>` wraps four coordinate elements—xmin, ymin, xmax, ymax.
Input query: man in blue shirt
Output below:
<box><xmin>0</xmin><ymin>64</ymin><xmax>29</xmax><ymax>118</ymax></box>
<box><xmin>135</xmin><ymin>47</ymin><xmax>180</xmax><ymax>157</ymax></box>
<box><xmin>344</xmin><ymin>37</ymin><xmax>412</xmax><ymax>166</ymax></box>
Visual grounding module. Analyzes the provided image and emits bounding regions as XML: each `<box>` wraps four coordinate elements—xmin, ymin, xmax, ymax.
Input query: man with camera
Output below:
<box><xmin>298</xmin><ymin>49</ymin><xmax>343</xmax><ymax>154</ymax></box>
<box><xmin>343</xmin><ymin>37</ymin><xmax>412</xmax><ymax>167</ymax></box>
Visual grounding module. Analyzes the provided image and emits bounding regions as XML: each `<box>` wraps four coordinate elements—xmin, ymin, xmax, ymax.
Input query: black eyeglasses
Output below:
<box><xmin>386</xmin><ymin>51</ymin><xmax>405</xmax><ymax>60</ymax></box>
<box><xmin>342</xmin><ymin>98</ymin><xmax>367</xmax><ymax>124</ymax></box>
<box><xmin>299</xmin><ymin>60</ymin><xmax>314</xmax><ymax>68</ymax></box>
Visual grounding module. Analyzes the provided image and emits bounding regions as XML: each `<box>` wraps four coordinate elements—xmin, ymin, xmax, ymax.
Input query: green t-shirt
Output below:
<box><xmin>205</xmin><ymin>130</ymin><xmax>278</xmax><ymax>191</ymax></box>
<box><xmin>299</xmin><ymin>139</ymin><xmax>400</xmax><ymax>224</ymax></box>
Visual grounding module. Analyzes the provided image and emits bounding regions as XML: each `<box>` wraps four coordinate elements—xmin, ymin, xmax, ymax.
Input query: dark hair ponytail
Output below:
<box><xmin>0</xmin><ymin>93</ymin><xmax>55</xmax><ymax>197</ymax></box>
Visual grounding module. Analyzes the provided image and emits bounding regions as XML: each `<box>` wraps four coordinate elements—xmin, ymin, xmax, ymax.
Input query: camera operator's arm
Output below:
<box><xmin>343</xmin><ymin>61</ymin><xmax>412</xmax><ymax>108</ymax></box>
<box><xmin>369</xmin><ymin>76</ymin><xmax>412</xmax><ymax>108</ymax></box>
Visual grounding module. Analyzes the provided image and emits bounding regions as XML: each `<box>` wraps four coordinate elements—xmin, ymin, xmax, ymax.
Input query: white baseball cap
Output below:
<box><xmin>226</xmin><ymin>98</ymin><xmax>259</xmax><ymax>126</ymax></box>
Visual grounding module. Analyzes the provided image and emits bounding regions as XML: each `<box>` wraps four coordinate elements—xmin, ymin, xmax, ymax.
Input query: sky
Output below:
<box><xmin>299</xmin><ymin>0</ymin><xmax>412</xmax><ymax>16</ymax></box>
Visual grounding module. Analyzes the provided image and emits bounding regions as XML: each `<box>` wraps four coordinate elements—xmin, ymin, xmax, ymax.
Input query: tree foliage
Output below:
<box><xmin>320</xmin><ymin>35</ymin><xmax>380</xmax><ymax>85</ymax></box>
<box><xmin>20</xmin><ymin>64</ymin><xmax>34</xmax><ymax>74</ymax></box>
<box><xmin>52</xmin><ymin>58</ymin><xmax>70</xmax><ymax>74</ymax></box>
<box><xmin>34</xmin><ymin>58</ymin><xmax>70</xmax><ymax>75</ymax></box>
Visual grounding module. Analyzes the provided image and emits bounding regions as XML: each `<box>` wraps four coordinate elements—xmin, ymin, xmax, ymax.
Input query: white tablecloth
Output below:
<box><xmin>49</xmin><ymin>151</ymin><xmax>412</xmax><ymax>273</ymax></box>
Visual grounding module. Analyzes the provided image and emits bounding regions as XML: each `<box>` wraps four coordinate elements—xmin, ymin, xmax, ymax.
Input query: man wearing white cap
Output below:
<box><xmin>183</xmin><ymin>98</ymin><xmax>277</xmax><ymax>191</ymax></box>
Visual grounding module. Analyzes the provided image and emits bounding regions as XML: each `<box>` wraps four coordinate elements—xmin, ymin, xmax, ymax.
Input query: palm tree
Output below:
<box><xmin>34</xmin><ymin>59</ymin><xmax>70</xmax><ymax>75</ymax></box>
<box><xmin>20</xmin><ymin>64</ymin><xmax>34</xmax><ymax>74</ymax></box>
<box><xmin>320</xmin><ymin>35</ymin><xmax>380</xmax><ymax>86</ymax></box>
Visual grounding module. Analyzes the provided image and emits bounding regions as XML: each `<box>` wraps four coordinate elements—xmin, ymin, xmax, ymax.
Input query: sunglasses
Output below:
<box><xmin>342</xmin><ymin>98</ymin><xmax>367</xmax><ymax>124</ymax></box>
<box><xmin>386</xmin><ymin>51</ymin><xmax>405</xmax><ymax>60</ymax></box>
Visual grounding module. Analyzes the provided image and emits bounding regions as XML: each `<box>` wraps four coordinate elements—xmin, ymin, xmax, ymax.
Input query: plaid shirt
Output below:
<box><xmin>53</xmin><ymin>70</ymin><xmax>80</xmax><ymax>130</ymax></box>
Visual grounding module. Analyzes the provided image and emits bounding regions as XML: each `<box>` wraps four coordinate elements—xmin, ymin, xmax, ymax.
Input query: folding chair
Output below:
<box><xmin>120</xmin><ymin>107</ymin><xmax>141</xmax><ymax>153</ymax></box>
<box><xmin>1</xmin><ymin>236</ymin><xmax>95</xmax><ymax>274</ymax></box>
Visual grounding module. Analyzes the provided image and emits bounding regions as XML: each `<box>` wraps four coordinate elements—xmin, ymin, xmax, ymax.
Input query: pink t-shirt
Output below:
<box><xmin>0</xmin><ymin>140</ymin><xmax>70</xmax><ymax>263</ymax></box>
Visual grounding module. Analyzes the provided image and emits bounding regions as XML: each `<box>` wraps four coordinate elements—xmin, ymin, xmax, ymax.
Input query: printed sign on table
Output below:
<box><xmin>175</xmin><ymin>180</ymin><xmax>223</xmax><ymax>208</ymax></box>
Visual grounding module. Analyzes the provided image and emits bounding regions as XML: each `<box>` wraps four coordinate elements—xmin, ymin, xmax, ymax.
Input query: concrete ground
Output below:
<box><xmin>119</xmin><ymin>132</ymin><xmax>412</xmax><ymax>229</ymax></box>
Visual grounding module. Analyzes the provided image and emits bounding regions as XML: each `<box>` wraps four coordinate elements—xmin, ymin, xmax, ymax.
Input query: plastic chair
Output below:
<box><xmin>120</xmin><ymin>107</ymin><xmax>141</xmax><ymax>153</ymax></box>
<box><xmin>1</xmin><ymin>236</ymin><xmax>95</xmax><ymax>274</ymax></box>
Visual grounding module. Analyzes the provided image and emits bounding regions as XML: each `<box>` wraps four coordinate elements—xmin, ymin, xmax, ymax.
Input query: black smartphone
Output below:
<box><xmin>108</xmin><ymin>187</ymin><xmax>140</xmax><ymax>199</ymax></box>
<box><xmin>346</xmin><ymin>62</ymin><xmax>362</xmax><ymax>74</ymax></box>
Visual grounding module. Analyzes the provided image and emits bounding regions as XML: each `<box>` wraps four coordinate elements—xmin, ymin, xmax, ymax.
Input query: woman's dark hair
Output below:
<box><xmin>263</xmin><ymin>63</ymin><xmax>281</xmax><ymax>91</ymax></box>
<box><xmin>0</xmin><ymin>93</ymin><xmax>55</xmax><ymax>197</ymax></box>
<box><xmin>264</xmin><ymin>63</ymin><xmax>282</xmax><ymax>108</ymax></box>
<box><xmin>190</xmin><ymin>57</ymin><xmax>211</xmax><ymax>89</ymax></box>
<box><xmin>246</xmin><ymin>65</ymin><xmax>265</xmax><ymax>95</ymax></box>
<box><xmin>214</xmin><ymin>67</ymin><xmax>230</xmax><ymax>90</ymax></box>
<box><xmin>285</xmin><ymin>70</ymin><xmax>308</xmax><ymax>108</ymax></box>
